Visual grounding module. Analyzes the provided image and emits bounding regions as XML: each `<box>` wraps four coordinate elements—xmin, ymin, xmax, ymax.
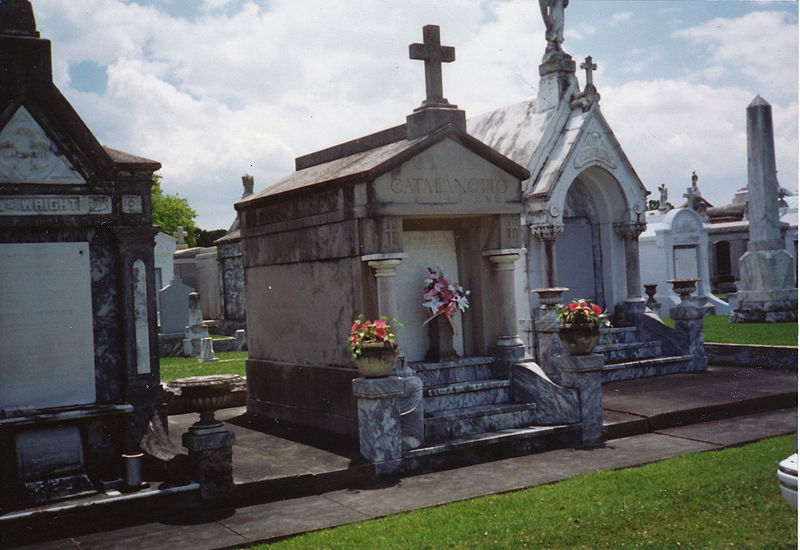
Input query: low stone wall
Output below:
<box><xmin>158</xmin><ymin>332</ymin><xmax>247</xmax><ymax>358</ymax></box>
<box><xmin>704</xmin><ymin>343</ymin><xmax>798</xmax><ymax>370</ymax></box>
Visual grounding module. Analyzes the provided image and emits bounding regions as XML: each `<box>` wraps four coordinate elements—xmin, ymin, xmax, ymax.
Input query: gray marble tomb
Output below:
<box><xmin>0</xmin><ymin>1</ymin><xmax>163</xmax><ymax>508</ymax></box>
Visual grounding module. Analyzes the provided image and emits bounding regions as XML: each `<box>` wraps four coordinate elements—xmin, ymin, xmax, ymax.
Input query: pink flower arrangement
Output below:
<box><xmin>347</xmin><ymin>315</ymin><xmax>398</xmax><ymax>359</ymax></box>
<box><xmin>556</xmin><ymin>299</ymin><xmax>610</xmax><ymax>327</ymax></box>
<box><xmin>422</xmin><ymin>266</ymin><xmax>470</xmax><ymax>330</ymax></box>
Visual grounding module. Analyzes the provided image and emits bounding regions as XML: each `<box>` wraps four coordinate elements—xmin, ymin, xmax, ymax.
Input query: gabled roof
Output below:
<box><xmin>237</xmin><ymin>123</ymin><xmax>530</xmax><ymax>210</ymax></box>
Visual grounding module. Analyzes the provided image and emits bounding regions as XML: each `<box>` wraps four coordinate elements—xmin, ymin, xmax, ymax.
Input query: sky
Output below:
<box><xmin>33</xmin><ymin>0</ymin><xmax>799</xmax><ymax>231</ymax></box>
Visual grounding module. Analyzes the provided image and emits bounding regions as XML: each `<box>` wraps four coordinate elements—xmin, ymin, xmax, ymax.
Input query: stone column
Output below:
<box><xmin>530</xmin><ymin>224</ymin><xmax>564</xmax><ymax>289</ymax></box>
<box><xmin>362</xmin><ymin>253</ymin><xmax>407</xmax><ymax>322</ymax></box>
<box><xmin>532</xmin><ymin>287</ymin><xmax>569</xmax><ymax>385</ymax></box>
<box><xmin>362</xmin><ymin>252</ymin><xmax>423</xmax><ymax>450</ymax></box>
<box><xmin>668</xmin><ymin>280</ymin><xmax>708</xmax><ymax>373</ymax></box>
<box><xmin>352</xmin><ymin>376</ymin><xmax>405</xmax><ymax>476</ymax></box>
<box><xmin>182</xmin><ymin>423</ymin><xmax>236</xmax><ymax>501</ymax></box>
<box><xmin>614</xmin><ymin>221</ymin><xmax>647</xmax><ymax>321</ymax></box>
<box><xmin>484</xmin><ymin>249</ymin><xmax>525</xmax><ymax>366</ymax></box>
<box><xmin>558</xmin><ymin>353</ymin><xmax>604</xmax><ymax>448</ymax></box>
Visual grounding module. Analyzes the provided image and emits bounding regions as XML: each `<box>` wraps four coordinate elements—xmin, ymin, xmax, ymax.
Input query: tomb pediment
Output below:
<box><xmin>372</xmin><ymin>135</ymin><xmax>526</xmax><ymax>216</ymax></box>
<box><xmin>239</xmin><ymin>124</ymin><xmax>528</xmax><ymax>215</ymax></box>
<box><xmin>530</xmin><ymin>107</ymin><xmax>645</xmax><ymax>202</ymax></box>
<box><xmin>0</xmin><ymin>106</ymin><xmax>85</xmax><ymax>184</ymax></box>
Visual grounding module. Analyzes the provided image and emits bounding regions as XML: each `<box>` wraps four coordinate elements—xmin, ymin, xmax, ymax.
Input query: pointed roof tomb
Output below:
<box><xmin>468</xmin><ymin>2</ymin><xmax>648</xmax><ymax>226</ymax></box>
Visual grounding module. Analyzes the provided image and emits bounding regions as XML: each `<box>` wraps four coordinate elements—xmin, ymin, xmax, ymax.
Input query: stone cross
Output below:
<box><xmin>409</xmin><ymin>25</ymin><xmax>455</xmax><ymax>107</ymax></box>
<box><xmin>173</xmin><ymin>225</ymin><xmax>188</xmax><ymax>249</ymax></box>
<box><xmin>581</xmin><ymin>55</ymin><xmax>597</xmax><ymax>87</ymax></box>
<box><xmin>683</xmin><ymin>186</ymin><xmax>695</xmax><ymax>210</ymax></box>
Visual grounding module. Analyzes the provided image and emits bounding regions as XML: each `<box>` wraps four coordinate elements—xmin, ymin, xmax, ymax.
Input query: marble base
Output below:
<box><xmin>731</xmin><ymin>288</ymin><xmax>798</xmax><ymax>323</ymax></box>
<box><xmin>352</xmin><ymin>377</ymin><xmax>404</xmax><ymax>474</ymax></box>
<box><xmin>511</xmin><ymin>362</ymin><xmax>579</xmax><ymax>425</ymax></box>
<box><xmin>558</xmin><ymin>354</ymin><xmax>604</xmax><ymax>448</ymax></box>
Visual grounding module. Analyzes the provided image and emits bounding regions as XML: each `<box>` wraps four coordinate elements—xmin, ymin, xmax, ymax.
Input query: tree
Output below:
<box><xmin>195</xmin><ymin>228</ymin><xmax>228</xmax><ymax>247</ymax></box>
<box><xmin>151</xmin><ymin>174</ymin><xmax>198</xmax><ymax>247</ymax></box>
<box><xmin>648</xmin><ymin>199</ymin><xmax>675</xmax><ymax>212</ymax></box>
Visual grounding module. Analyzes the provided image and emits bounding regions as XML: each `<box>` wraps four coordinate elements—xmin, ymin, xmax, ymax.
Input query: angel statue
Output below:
<box><xmin>539</xmin><ymin>0</ymin><xmax>569</xmax><ymax>50</ymax></box>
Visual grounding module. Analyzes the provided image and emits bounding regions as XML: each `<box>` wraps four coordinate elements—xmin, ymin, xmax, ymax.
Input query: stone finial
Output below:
<box><xmin>241</xmin><ymin>174</ymin><xmax>254</xmax><ymax>199</ymax></box>
<box><xmin>0</xmin><ymin>0</ymin><xmax>39</xmax><ymax>38</ymax></box>
<box><xmin>409</xmin><ymin>25</ymin><xmax>456</xmax><ymax>108</ymax></box>
<box><xmin>570</xmin><ymin>55</ymin><xmax>600</xmax><ymax>111</ymax></box>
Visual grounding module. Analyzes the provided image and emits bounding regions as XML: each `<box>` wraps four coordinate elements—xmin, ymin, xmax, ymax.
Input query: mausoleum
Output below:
<box><xmin>0</xmin><ymin>1</ymin><xmax>162</xmax><ymax>507</ymax></box>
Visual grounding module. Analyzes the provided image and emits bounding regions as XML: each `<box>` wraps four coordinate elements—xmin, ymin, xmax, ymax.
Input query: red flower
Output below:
<box><xmin>568</xmin><ymin>303</ymin><xmax>578</xmax><ymax>311</ymax></box>
<box><xmin>592</xmin><ymin>304</ymin><xmax>602</xmax><ymax>315</ymax></box>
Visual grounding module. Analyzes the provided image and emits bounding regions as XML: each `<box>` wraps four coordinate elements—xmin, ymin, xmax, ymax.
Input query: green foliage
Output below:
<box><xmin>151</xmin><ymin>174</ymin><xmax>198</xmax><ymax>247</ymax></box>
<box><xmin>159</xmin><ymin>351</ymin><xmax>247</xmax><ymax>382</ymax></box>
<box><xmin>663</xmin><ymin>315</ymin><xmax>798</xmax><ymax>346</ymax></box>
<box><xmin>256</xmin><ymin>435</ymin><xmax>796</xmax><ymax>549</ymax></box>
<box><xmin>196</xmin><ymin>228</ymin><xmax>228</xmax><ymax>247</ymax></box>
<box><xmin>648</xmin><ymin>199</ymin><xmax>675</xmax><ymax>211</ymax></box>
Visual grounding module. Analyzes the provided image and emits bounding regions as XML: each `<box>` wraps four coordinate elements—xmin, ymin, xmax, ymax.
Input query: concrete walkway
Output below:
<box><xmin>9</xmin><ymin>366</ymin><xmax>798</xmax><ymax>550</ymax></box>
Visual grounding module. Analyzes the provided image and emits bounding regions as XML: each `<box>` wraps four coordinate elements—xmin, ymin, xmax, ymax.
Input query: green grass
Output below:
<box><xmin>255</xmin><ymin>435</ymin><xmax>796</xmax><ymax>550</ymax></box>
<box><xmin>159</xmin><ymin>351</ymin><xmax>247</xmax><ymax>382</ymax></box>
<box><xmin>663</xmin><ymin>315</ymin><xmax>798</xmax><ymax>346</ymax></box>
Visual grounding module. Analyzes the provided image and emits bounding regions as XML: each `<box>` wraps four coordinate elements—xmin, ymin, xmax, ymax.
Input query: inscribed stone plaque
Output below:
<box><xmin>0</xmin><ymin>243</ymin><xmax>96</xmax><ymax>410</ymax></box>
<box><xmin>15</xmin><ymin>426</ymin><xmax>84</xmax><ymax>480</ymax></box>
<box><xmin>673</xmin><ymin>246</ymin><xmax>699</xmax><ymax>280</ymax></box>
<box><xmin>395</xmin><ymin>231</ymin><xmax>464</xmax><ymax>362</ymax></box>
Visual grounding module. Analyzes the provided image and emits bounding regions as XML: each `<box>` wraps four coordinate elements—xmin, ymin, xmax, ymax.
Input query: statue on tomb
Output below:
<box><xmin>539</xmin><ymin>0</ymin><xmax>569</xmax><ymax>51</ymax></box>
<box><xmin>241</xmin><ymin>173</ymin><xmax>254</xmax><ymax>199</ymax></box>
<box><xmin>658</xmin><ymin>184</ymin><xmax>669</xmax><ymax>213</ymax></box>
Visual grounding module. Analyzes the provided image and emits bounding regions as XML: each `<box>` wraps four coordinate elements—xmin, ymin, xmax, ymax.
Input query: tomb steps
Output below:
<box><xmin>411</xmin><ymin>358</ymin><xmax>553</xmax><ymax>446</ymax></box>
<box><xmin>596</xmin><ymin>326</ymin><xmax>697</xmax><ymax>382</ymax></box>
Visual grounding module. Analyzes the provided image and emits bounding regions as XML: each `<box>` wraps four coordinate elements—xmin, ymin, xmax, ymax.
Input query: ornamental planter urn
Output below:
<box><xmin>355</xmin><ymin>341</ymin><xmax>398</xmax><ymax>378</ymax></box>
<box><xmin>558</xmin><ymin>323</ymin><xmax>600</xmax><ymax>355</ymax></box>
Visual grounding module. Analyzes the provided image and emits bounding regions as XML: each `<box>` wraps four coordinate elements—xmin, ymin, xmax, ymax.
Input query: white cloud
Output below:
<box><xmin>601</xmin><ymin>79</ymin><xmax>798</xmax><ymax>206</ymax></box>
<box><xmin>673</xmin><ymin>11</ymin><xmax>798</xmax><ymax>102</ymax></box>
<box><xmin>30</xmin><ymin>1</ymin><xmax>798</xmax><ymax>230</ymax></box>
<box><xmin>611</xmin><ymin>11</ymin><xmax>634</xmax><ymax>25</ymax></box>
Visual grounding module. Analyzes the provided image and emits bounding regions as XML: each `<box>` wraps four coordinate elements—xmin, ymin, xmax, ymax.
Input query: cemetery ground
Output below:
<box><xmin>254</xmin><ymin>435</ymin><xmax>796</xmax><ymax>550</ymax></box>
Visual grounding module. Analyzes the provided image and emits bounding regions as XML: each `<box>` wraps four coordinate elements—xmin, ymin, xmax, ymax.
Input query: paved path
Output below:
<box><xmin>9</xmin><ymin>366</ymin><xmax>798</xmax><ymax>550</ymax></box>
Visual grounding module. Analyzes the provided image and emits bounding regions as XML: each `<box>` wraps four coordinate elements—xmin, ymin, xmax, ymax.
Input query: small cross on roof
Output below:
<box><xmin>581</xmin><ymin>55</ymin><xmax>597</xmax><ymax>87</ymax></box>
<box><xmin>409</xmin><ymin>25</ymin><xmax>456</xmax><ymax>108</ymax></box>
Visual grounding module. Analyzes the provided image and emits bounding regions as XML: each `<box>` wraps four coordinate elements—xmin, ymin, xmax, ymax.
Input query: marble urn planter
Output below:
<box><xmin>355</xmin><ymin>342</ymin><xmax>398</xmax><ymax>378</ymax></box>
<box><xmin>558</xmin><ymin>324</ymin><xmax>600</xmax><ymax>355</ymax></box>
<box><xmin>667</xmin><ymin>278</ymin><xmax>698</xmax><ymax>302</ymax></box>
<box><xmin>167</xmin><ymin>374</ymin><xmax>243</xmax><ymax>428</ymax></box>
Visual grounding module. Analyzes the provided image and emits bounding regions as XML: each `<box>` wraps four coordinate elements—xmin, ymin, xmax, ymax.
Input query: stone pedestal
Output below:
<box><xmin>198</xmin><ymin>337</ymin><xmax>218</xmax><ymax>362</ymax></box>
<box><xmin>182</xmin><ymin>424</ymin><xmax>236</xmax><ymax>500</ymax></box>
<box><xmin>352</xmin><ymin>376</ymin><xmax>405</xmax><ymax>476</ymax></box>
<box><xmin>669</xmin><ymin>282</ymin><xmax>708</xmax><ymax>373</ymax></box>
<box><xmin>532</xmin><ymin>287</ymin><xmax>569</xmax><ymax>384</ymax></box>
<box><xmin>558</xmin><ymin>353</ymin><xmax>604</xmax><ymax>448</ymax></box>
<box><xmin>615</xmin><ymin>221</ymin><xmax>647</xmax><ymax>325</ymax></box>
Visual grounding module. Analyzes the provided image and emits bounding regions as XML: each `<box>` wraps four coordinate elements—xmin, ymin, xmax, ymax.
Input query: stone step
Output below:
<box><xmin>424</xmin><ymin>402</ymin><xmax>538</xmax><ymax>443</ymax></box>
<box><xmin>602</xmin><ymin>355</ymin><xmax>696</xmax><ymax>384</ymax></box>
<box><xmin>600</xmin><ymin>326</ymin><xmax>639</xmax><ymax>345</ymax></box>
<box><xmin>402</xmin><ymin>424</ymin><xmax>580</xmax><ymax>474</ymax></box>
<box><xmin>596</xmin><ymin>340</ymin><xmax>661</xmax><ymax>363</ymax></box>
<box><xmin>410</xmin><ymin>357</ymin><xmax>496</xmax><ymax>387</ymax></box>
<box><xmin>423</xmin><ymin>380</ymin><xmax>511</xmax><ymax>413</ymax></box>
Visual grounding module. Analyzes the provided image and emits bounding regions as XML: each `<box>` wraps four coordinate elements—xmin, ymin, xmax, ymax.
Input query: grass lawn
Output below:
<box><xmin>159</xmin><ymin>351</ymin><xmax>247</xmax><ymax>382</ymax></box>
<box><xmin>254</xmin><ymin>435</ymin><xmax>797</xmax><ymax>550</ymax></box>
<box><xmin>663</xmin><ymin>315</ymin><xmax>798</xmax><ymax>347</ymax></box>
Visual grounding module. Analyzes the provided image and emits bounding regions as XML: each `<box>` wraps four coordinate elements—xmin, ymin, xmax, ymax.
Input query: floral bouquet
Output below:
<box><xmin>347</xmin><ymin>315</ymin><xmax>398</xmax><ymax>359</ymax></box>
<box><xmin>556</xmin><ymin>299</ymin><xmax>610</xmax><ymax>327</ymax></box>
<box><xmin>422</xmin><ymin>266</ymin><xmax>470</xmax><ymax>332</ymax></box>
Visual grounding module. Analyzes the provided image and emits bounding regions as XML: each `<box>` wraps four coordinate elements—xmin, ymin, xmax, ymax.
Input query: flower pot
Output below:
<box><xmin>355</xmin><ymin>342</ymin><xmax>398</xmax><ymax>378</ymax></box>
<box><xmin>558</xmin><ymin>323</ymin><xmax>600</xmax><ymax>355</ymax></box>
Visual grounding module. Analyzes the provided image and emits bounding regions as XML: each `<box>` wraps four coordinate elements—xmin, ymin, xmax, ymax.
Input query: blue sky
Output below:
<box><xmin>33</xmin><ymin>0</ymin><xmax>798</xmax><ymax>230</ymax></box>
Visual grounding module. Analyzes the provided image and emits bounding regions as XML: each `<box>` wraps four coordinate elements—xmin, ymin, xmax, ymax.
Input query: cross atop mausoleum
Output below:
<box><xmin>173</xmin><ymin>225</ymin><xmax>188</xmax><ymax>249</ymax></box>
<box><xmin>683</xmin><ymin>184</ymin><xmax>697</xmax><ymax>211</ymax></box>
<box><xmin>409</xmin><ymin>25</ymin><xmax>456</xmax><ymax>108</ymax></box>
<box><xmin>581</xmin><ymin>56</ymin><xmax>597</xmax><ymax>87</ymax></box>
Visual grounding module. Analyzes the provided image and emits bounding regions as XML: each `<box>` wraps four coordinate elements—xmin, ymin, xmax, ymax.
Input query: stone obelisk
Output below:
<box><xmin>730</xmin><ymin>96</ymin><xmax>797</xmax><ymax>323</ymax></box>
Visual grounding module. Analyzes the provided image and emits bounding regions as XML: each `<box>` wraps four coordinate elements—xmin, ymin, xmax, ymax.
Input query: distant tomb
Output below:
<box><xmin>0</xmin><ymin>2</ymin><xmax>162</xmax><ymax>507</ymax></box>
